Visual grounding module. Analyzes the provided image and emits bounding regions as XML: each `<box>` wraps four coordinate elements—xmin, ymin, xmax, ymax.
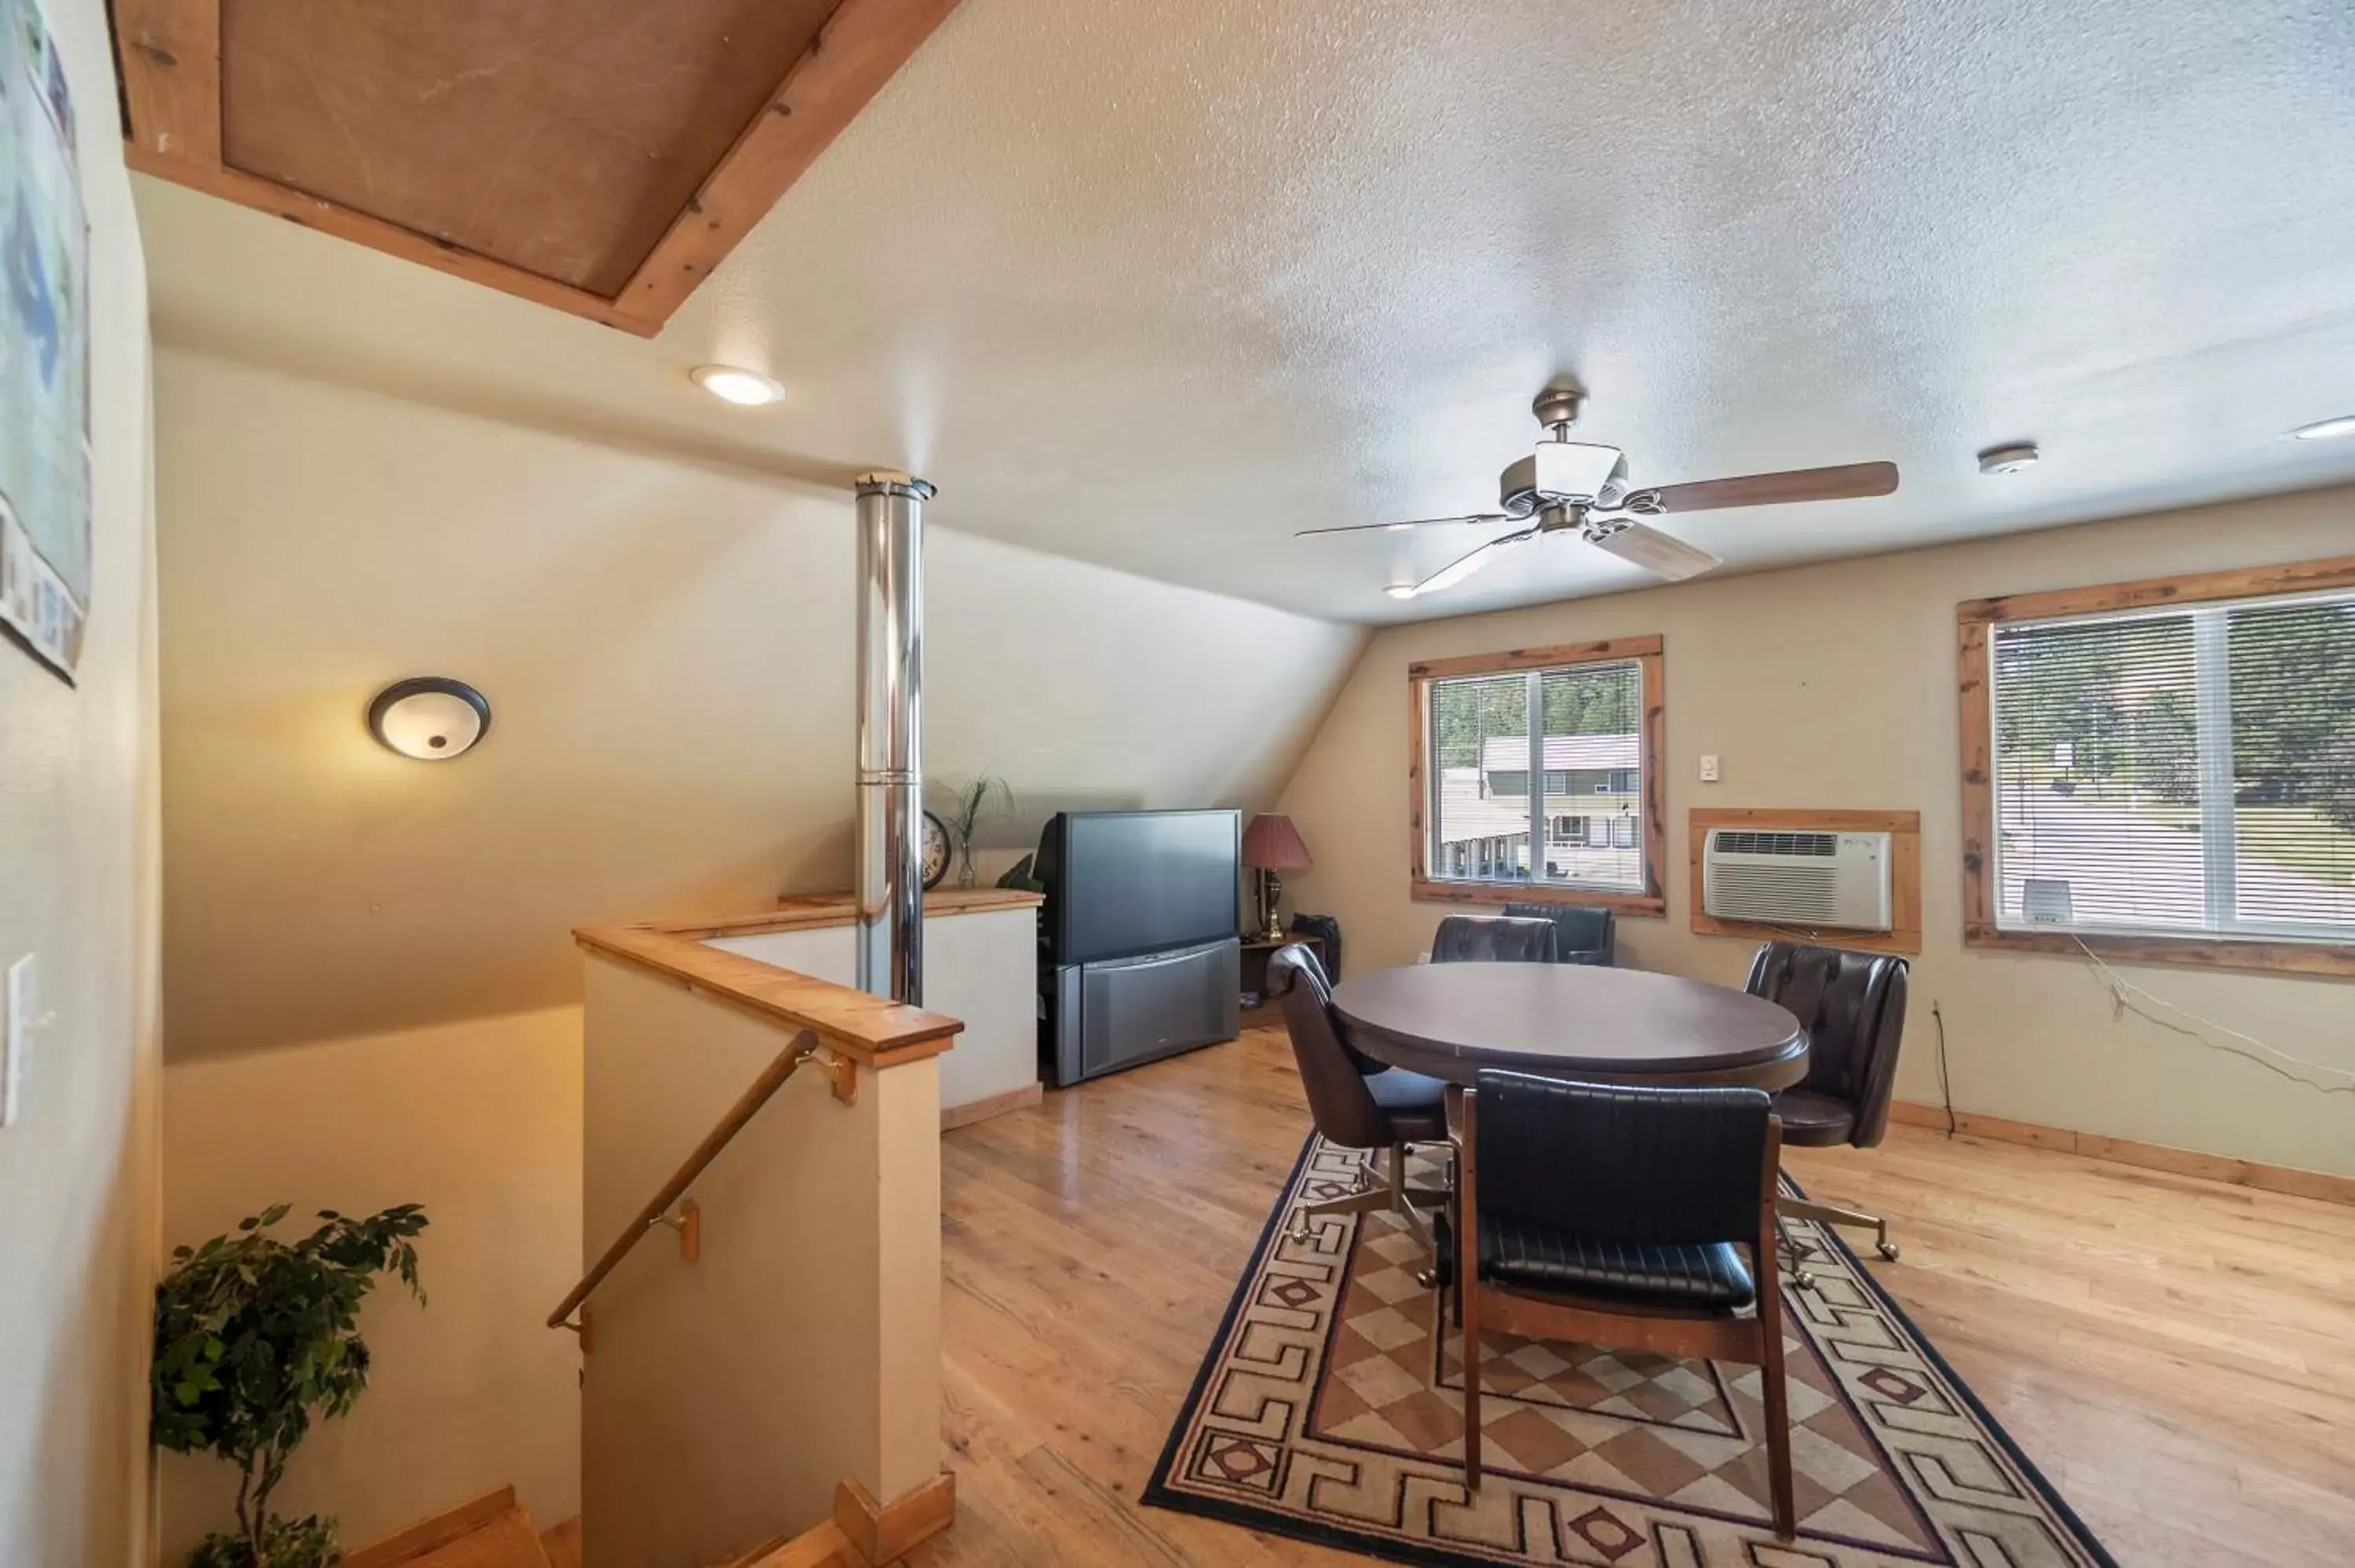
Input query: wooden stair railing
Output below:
<box><xmin>548</xmin><ymin>1026</ymin><xmax>854</xmax><ymax>1333</ymax></box>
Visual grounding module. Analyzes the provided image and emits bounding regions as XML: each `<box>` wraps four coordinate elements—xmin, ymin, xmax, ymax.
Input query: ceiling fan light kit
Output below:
<box><xmin>1305</xmin><ymin>385</ymin><xmax>1901</xmax><ymax>601</ymax></box>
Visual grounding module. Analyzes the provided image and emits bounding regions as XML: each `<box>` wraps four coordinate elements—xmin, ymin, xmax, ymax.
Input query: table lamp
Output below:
<box><xmin>1241</xmin><ymin>814</ymin><xmax>1313</xmax><ymax>941</ymax></box>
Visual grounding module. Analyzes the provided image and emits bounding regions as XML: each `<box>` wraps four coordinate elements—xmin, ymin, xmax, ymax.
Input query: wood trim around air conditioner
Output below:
<box><xmin>1688</xmin><ymin>808</ymin><xmax>1922</xmax><ymax>956</ymax></box>
<box><xmin>1408</xmin><ymin>636</ymin><xmax>1667</xmax><ymax>916</ymax></box>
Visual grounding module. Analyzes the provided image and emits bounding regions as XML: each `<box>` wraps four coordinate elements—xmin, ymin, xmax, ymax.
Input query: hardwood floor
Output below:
<box><xmin>915</xmin><ymin>1023</ymin><xmax>2355</xmax><ymax>1567</ymax></box>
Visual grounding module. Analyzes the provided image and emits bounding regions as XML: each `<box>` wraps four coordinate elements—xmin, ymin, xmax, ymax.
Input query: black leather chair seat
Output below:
<box><xmin>1364</xmin><ymin>1067</ymin><xmax>1448</xmax><ymax>1141</ymax></box>
<box><xmin>1479</xmin><ymin>1213</ymin><xmax>1756</xmax><ymax>1311</ymax></box>
<box><xmin>1771</xmin><ymin>1089</ymin><xmax>1856</xmax><ymax>1147</ymax></box>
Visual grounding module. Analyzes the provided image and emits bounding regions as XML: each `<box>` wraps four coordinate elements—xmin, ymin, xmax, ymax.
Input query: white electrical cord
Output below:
<box><xmin>2072</xmin><ymin>936</ymin><xmax>2355</xmax><ymax>1097</ymax></box>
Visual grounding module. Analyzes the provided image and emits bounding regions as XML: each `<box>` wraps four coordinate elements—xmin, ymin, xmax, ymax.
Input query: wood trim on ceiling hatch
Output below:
<box><xmin>111</xmin><ymin>0</ymin><xmax>963</xmax><ymax>335</ymax></box>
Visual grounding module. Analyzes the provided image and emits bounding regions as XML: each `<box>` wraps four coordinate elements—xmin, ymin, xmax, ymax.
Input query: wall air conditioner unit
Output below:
<box><xmin>1703</xmin><ymin>829</ymin><xmax>1893</xmax><ymax>932</ymax></box>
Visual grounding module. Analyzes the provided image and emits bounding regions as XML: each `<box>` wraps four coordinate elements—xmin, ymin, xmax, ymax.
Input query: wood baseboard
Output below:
<box><xmin>1889</xmin><ymin>1100</ymin><xmax>2355</xmax><ymax>1207</ymax></box>
<box><xmin>940</xmin><ymin>1082</ymin><xmax>1042</xmax><ymax>1132</ymax></box>
<box><xmin>540</xmin><ymin>1515</ymin><xmax>583</xmax><ymax>1568</ymax></box>
<box><xmin>340</xmin><ymin>1488</ymin><xmax>520</xmax><ymax>1568</ymax></box>
<box><xmin>739</xmin><ymin>1473</ymin><xmax>955</xmax><ymax>1566</ymax></box>
<box><xmin>834</xmin><ymin>1473</ymin><xmax>956</xmax><ymax>1563</ymax></box>
<box><xmin>743</xmin><ymin>1522</ymin><xmax>857</xmax><ymax>1568</ymax></box>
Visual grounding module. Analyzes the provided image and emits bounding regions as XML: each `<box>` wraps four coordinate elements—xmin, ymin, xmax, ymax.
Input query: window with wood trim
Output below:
<box><xmin>1959</xmin><ymin>555</ymin><xmax>2355</xmax><ymax>975</ymax></box>
<box><xmin>1409</xmin><ymin>637</ymin><xmax>1666</xmax><ymax>913</ymax></box>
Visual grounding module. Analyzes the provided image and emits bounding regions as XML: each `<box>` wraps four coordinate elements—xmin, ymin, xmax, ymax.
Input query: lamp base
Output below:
<box><xmin>1257</xmin><ymin>869</ymin><xmax>1287</xmax><ymax>942</ymax></box>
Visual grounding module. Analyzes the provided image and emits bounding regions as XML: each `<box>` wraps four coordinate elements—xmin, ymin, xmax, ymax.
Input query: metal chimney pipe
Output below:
<box><xmin>853</xmin><ymin>470</ymin><xmax>933</xmax><ymax>1005</ymax></box>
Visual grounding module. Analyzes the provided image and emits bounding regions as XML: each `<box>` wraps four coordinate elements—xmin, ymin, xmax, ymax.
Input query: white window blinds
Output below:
<box><xmin>1989</xmin><ymin>589</ymin><xmax>2355</xmax><ymax>939</ymax></box>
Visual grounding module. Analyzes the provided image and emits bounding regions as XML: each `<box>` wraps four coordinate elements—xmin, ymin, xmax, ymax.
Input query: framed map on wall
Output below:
<box><xmin>0</xmin><ymin>0</ymin><xmax>88</xmax><ymax>682</ymax></box>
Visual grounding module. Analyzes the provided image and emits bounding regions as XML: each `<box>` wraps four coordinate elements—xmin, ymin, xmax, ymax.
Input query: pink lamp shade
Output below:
<box><xmin>1242</xmin><ymin>813</ymin><xmax>1313</xmax><ymax>872</ymax></box>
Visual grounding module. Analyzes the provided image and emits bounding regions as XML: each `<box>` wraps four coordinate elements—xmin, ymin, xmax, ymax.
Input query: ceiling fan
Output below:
<box><xmin>1299</xmin><ymin>386</ymin><xmax>1899</xmax><ymax>599</ymax></box>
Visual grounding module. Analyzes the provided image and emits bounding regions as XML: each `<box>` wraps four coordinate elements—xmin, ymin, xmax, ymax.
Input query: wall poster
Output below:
<box><xmin>0</xmin><ymin>0</ymin><xmax>88</xmax><ymax>682</ymax></box>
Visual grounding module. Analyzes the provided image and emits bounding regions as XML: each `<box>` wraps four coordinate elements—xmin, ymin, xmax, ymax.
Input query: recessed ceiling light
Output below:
<box><xmin>1977</xmin><ymin>442</ymin><xmax>2039</xmax><ymax>476</ymax></box>
<box><xmin>2289</xmin><ymin>415</ymin><xmax>2355</xmax><ymax>442</ymax></box>
<box><xmin>689</xmin><ymin>365</ymin><xmax>785</xmax><ymax>407</ymax></box>
<box><xmin>1384</xmin><ymin>585</ymin><xmax>1417</xmax><ymax>600</ymax></box>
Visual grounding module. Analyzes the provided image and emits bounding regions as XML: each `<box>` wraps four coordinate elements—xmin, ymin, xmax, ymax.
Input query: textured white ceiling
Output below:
<box><xmin>136</xmin><ymin>0</ymin><xmax>2355</xmax><ymax>624</ymax></box>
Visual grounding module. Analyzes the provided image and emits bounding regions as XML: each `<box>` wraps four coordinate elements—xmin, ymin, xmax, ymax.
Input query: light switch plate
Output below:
<box><xmin>2</xmin><ymin>954</ymin><xmax>30</xmax><ymax>1129</ymax></box>
<box><xmin>1700</xmin><ymin>753</ymin><xmax>1722</xmax><ymax>783</ymax></box>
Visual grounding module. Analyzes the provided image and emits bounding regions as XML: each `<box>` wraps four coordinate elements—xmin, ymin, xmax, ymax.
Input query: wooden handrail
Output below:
<box><xmin>549</xmin><ymin>1027</ymin><xmax>828</xmax><ymax>1330</ymax></box>
<box><xmin>574</xmin><ymin>923</ymin><xmax>963</xmax><ymax>1064</ymax></box>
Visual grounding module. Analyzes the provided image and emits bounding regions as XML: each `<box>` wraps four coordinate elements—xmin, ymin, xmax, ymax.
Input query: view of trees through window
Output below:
<box><xmin>1991</xmin><ymin>593</ymin><xmax>2355</xmax><ymax>935</ymax></box>
<box><xmin>1428</xmin><ymin>659</ymin><xmax>1645</xmax><ymax>888</ymax></box>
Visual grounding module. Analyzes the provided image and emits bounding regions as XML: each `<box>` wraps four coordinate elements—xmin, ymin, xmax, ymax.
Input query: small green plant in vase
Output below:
<box><xmin>152</xmin><ymin>1202</ymin><xmax>429</xmax><ymax>1568</ymax></box>
<box><xmin>944</xmin><ymin>773</ymin><xmax>1014</xmax><ymax>888</ymax></box>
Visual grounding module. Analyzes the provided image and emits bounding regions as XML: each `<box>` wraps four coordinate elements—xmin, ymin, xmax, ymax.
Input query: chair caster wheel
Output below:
<box><xmin>1415</xmin><ymin>1268</ymin><xmax>1440</xmax><ymax>1289</ymax></box>
<box><xmin>1877</xmin><ymin>1242</ymin><xmax>1900</xmax><ymax>1261</ymax></box>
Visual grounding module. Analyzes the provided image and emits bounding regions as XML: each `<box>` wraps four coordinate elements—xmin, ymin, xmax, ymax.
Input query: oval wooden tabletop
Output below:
<box><xmin>1330</xmin><ymin>961</ymin><xmax>1807</xmax><ymax>1089</ymax></box>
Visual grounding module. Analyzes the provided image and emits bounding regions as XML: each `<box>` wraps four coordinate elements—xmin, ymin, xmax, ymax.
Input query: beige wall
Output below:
<box><xmin>0</xmin><ymin>2</ymin><xmax>160</xmax><ymax>1564</ymax></box>
<box><xmin>1280</xmin><ymin>487</ymin><xmax>2355</xmax><ymax>1176</ymax></box>
<box><xmin>147</xmin><ymin>345</ymin><xmax>1359</xmax><ymax>1545</ymax></box>
<box><xmin>159</xmin><ymin>1008</ymin><xmax>583</xmax><ymax>1559</ymax></box>
<box><xmin>580</xmin><ymin>958</ymin><xmax>940</xmax><ymax>1567</ymax></box>
<box><xmin>152</xmin><ymin>347</ymin><xmax>1365</xmax><ymax>1060</ymax></box>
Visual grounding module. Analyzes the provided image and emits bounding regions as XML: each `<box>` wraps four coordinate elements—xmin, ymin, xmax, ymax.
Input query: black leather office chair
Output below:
<box><xmin>1267</xmin><ymin>944</ymin><xmax>1451</xmax><ymax>1242</ymax></box>
<box><xmin>1502</xmin><ymin>903</ymin><xmax>1616</xmax><ymax>966</ymax></box>
<box><xmin>1443</xmin><ymin>1073</ymin><xmax>1795</xmax><ymax>1537</ymax></box>
<box><xmin>1429</xmin><ymin>915</ymin><xmax>1558</xmax><ymax>965</ymax></box>
<box><xmin>1744</xmin><ymin>942</ymin><xmax>1909</xmax><ymax>1274</ymax></box>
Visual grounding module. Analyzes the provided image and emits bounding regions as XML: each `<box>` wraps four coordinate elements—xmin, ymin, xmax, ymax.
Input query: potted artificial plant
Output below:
<box><xmin>152</xmin><ymin>1202</ymin><xmax>429</xmax><ymax>1568</ymax></box>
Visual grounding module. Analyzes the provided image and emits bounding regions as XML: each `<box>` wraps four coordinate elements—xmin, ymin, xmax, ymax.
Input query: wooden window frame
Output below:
<box><xmin>1408</xmin><ymin>636</ymin><xmax>1667</xmax><ymax>916</ymax></box>
<box><xmin>1957</xmin><ymin>552</ymin><xmax>2355</xmax><ymax>979</ymax></box>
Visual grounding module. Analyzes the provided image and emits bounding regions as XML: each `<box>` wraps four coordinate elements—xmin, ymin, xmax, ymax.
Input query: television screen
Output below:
<box><xmin>1041</xmin><ymin>810</ymin><xmax>1240</xmax><ymax>965</ymax></box>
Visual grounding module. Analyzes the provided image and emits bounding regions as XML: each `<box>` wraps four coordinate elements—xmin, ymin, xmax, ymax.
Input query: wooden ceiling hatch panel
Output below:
<box><xmin>113</xmin><ymin>0</ymin><xmax>963</xmax><ymax>335</ymax></box>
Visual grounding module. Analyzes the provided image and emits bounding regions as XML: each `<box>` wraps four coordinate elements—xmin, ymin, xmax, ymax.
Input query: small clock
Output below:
<box><xmin>922</xmin><ymin>810</ymin><xmax>952</xmax><ymax>890</ymax></box>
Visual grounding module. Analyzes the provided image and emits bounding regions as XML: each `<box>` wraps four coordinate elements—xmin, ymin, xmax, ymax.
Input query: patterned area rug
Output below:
<box><xmin>1144</xmin><ymin>1136</ymin><xmax>2114</xmax><ymax>1568</ymax></box>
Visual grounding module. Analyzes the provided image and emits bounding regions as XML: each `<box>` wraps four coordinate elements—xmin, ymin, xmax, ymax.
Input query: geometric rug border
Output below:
<box><xmin>1142</xmin><ymin>1132</ymin><xmax>2120</xmax><ymax>1568</ymax></box>
<box><xmin>1142</xmin><ymin>1134</ymin><xmax>1494</xmax><ymax>1568</ymax></box>
<box><xmin>1802</xmin><ymin>1165</ymin><xmax>2120</xmax><ymax>1568</ymax></box>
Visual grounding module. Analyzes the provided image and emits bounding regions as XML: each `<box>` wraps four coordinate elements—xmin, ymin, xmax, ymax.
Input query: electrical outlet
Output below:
<box><xmin>1700</xmin><ymin>753</ymin><xmax>1722</xmax><ymax>783</ymax></box>
<box><xmin>2</xmin><ymin>954</ymin><xmax>31</xmax><ymax>1129</ymax></box>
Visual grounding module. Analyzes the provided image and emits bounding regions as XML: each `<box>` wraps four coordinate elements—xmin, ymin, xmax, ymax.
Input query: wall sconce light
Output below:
<box><xmin>367</xmin><ymin>677</ymin><xmax>492</xmax><ymax>760</ymax></box>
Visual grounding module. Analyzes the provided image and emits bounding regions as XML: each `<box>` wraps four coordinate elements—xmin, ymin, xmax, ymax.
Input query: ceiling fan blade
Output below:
<box><xmin>1407</xmin><ymin>527</ymin><xmax>1539</xmax><ymax>596</ymax></box>
<box><xmin>1588</xmin><ymin>522</ymin><xmax>1722</xmax><ymax>582</ymax></box>
<box><xmin>1295</xmin><ymin>512</ymin><xmax>1513</xmax><ymax>538</ymax></box>
<box><xmin>1626</xmin><ymin>461</ymin><xmax>1899</xmax><ymax>516</ymax></box>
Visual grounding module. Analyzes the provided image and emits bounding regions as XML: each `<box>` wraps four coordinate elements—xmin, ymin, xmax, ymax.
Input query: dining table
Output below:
<box><xmin>1328</xmin><ymin>960</ymin><xmax>1809</xmax><ymax>1091</ymax></box>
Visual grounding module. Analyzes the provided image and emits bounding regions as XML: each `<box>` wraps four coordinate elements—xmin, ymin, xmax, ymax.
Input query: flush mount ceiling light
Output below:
<box><xmin>2289</xmin><ymin>415</ymin><xmax>2355</xmax><ymax>442</ymax></box>
<box><xmin>1385</xmin><ymin>584</ymin><xmax>1418</xmax><ymax>600</ymax></box>
<box><xmin>368</xmin><ymin>677</ymin><xmax>491</xmax><ymax>760</ymax></box>
<box><xmin>1977</xmin><ymin>442</ymin><xmax>2040</xmax><ymax>475</ymax></box>
<box><xmin>688</xmin><ymin>364</ymin><xmax>785</xmax><ymax>407</ymax></box>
